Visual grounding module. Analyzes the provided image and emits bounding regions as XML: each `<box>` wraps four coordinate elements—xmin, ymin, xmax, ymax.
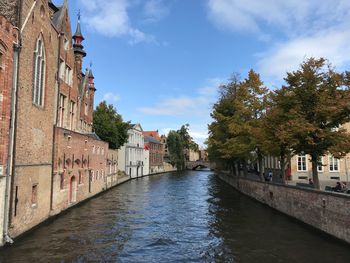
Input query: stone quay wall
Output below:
<box><xmin>218</xmin><ymin>173</ymin><xmax>350</xmax><ymax>244</ymax></box>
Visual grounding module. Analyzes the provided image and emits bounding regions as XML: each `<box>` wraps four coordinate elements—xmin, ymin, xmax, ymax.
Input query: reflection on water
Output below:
<box><xmin>0</xmin><ymin>171</ymin><xmax>349</xmax><ymax>262</ymax></box>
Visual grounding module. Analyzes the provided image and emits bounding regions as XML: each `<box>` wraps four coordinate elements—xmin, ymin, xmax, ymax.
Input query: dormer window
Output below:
<box><xmin>64</xmin><ymin>37</ymin><xmax>69</xmax><ymax>50</ymax></box>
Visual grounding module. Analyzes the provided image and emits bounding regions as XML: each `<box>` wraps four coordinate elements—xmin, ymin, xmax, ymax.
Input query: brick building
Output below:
<box><xmin>0</xmin><ymin>0</ymin><xmax>118</xmax><ymax>242</ymax></box>
<box><xmin>8</xmin><ymin>0</ymin><xmax>60</xmax><ymax>240</ymax></box>
<box><xmin>144</xmin><ymin>135</ymin><xmax>163</xmax><ymax>174</ymax></box>
<box><xmin>0</xmin><ymin>8</ymin><xmax>19</xmax><ymax>246</ymax></box>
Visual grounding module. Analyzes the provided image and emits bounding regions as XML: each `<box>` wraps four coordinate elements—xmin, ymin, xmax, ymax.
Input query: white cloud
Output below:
<box><xmin>207</xmin><ymin>0</ymin><xmax>350</xmax><ymax>36</ymax></box>
<box><xmin>102</xmin><ymin>92</ymin><xmax>120</xmax><ymax>102</ymax></box>
<box><xmin>258</xmin><ymin>29</ymin><xmax>350</xmax><ymax>81</ymax></box>
<box><xmin>143</xmin><ymin>0</ymin><xmax>170</xmax><ymax>23</ymax></box>
<box><xmin>79</xmin><ymin>0</ymin><xmax>155</xmax><ymax>43</ymax></box>
<box><xmin>138</xmin><ymin>78</ymin><xmax>222</xmax><ymax>117</ymax></box>
<box><xmin>207</xmin><ymin>0</ymin><xmax>350</xmax><ymax>83</ymax></box>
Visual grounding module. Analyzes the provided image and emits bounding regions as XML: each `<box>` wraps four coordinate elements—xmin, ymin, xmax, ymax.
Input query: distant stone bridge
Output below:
<box><xmin>185</xmin><ymin>161</ymin><xmax>214</xmax><ymax>170</ymax></box>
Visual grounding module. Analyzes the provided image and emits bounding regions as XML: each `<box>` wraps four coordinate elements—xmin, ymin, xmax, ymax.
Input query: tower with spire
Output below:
<box><xmin>72</xmin><ymin>12</ymin><xmax>86</xmax><ymax>74</ymax></box>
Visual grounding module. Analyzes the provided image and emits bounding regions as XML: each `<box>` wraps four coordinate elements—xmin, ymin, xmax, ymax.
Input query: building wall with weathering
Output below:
<box><xmin>0</xmin><ymin>13</ymin><xmax>17</xmax><ymax>246</ymax></box>
<box><xmin>106</xmin><ymin>149</ymin><xmax>119</xmax><ymax>188</ymax></box>
<box><xmin>263</xmin><ymin>153</ymin><xmax>348</xmax><ymax>184</ymax></box>
<box><xmin>51</xmin><ymin>127</ymin><xmax>108</xmax><ymax>215</ymax></box>
<box><xmin>219</xmin><ymin>173</ymin><xmax>350</xmax><ymax>244</ymax></box>
<box><xmin>8</xmin><ymin>0</ymin><xmax>59</xmax><ymax>239</ymax></box>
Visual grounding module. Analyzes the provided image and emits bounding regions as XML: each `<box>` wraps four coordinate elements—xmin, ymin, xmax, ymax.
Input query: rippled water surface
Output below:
<box><xmin>1</xmin><ymin>171</ymin><xmax>350</xmax><ymax>262</ymax></box>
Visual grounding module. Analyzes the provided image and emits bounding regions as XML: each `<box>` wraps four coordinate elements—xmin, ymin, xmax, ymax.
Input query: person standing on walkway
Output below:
<box><xmin>268</xmin><ymin>171</ymin><xmax>273</xmax><ymax>182</ymax></box>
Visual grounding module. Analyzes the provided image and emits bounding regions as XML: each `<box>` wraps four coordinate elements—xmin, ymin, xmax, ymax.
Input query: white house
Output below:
<box><xmin>143</xmin><ymin>148</ymin><xmax>150</xmax><ymax>176</ymax></box>
<box><xmin>118</xmin><ymin>124</ymin><xmax>145</xmax><ymax>179</ymax></box>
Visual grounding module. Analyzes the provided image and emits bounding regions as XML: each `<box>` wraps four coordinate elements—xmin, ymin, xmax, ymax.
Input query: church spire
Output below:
<box><xmin>72</xmin><ymin>11</ymin><xmax>86</xmax><ymax>56</ymax></box>
<box><xmin>73</xmin><ymin>10</ymin><xmax>84</xmax><ymax>42</ymax></box>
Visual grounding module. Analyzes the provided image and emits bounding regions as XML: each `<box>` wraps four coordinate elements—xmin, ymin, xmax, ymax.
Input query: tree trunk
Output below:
<box><xmin>235</xmin><ymin>161</ymin><xmax>240</xmax><ymax>177</ymax></box>
<box><xmin>242</xmin><ymin>159</ymin><xmax>248</xmax><ymax>177</ymax></box>
<box><xmin>257</xmin><ymin>152</ymin><xmax>264</xmax><ymax>182</ymax></box>
<box><xmin>280</xmin><ymin>154</ymin><xmax>286</xmax><ymax>184</ymax></box>
<box><xmin>311</xmin><ymin>154</ymin><xmax>320</xmax><ymax>190</ymax></box>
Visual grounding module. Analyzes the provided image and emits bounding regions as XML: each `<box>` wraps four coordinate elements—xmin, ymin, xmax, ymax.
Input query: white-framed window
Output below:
<box><xmin>297</xmin><ymin>154</ymin><xmax>307</xmax><ymax>171</ymax></box>
<box><xmin>329</xmin><ymin>155</ymin><xmax>339</xmax><ymax>172</ymax></box>
<box><xmin>33</xmin><ymin>35</ymin><xmax>45</xmax><ymax>106</ymax></box>
<box><xmin>58</xmin><ymin>94</ymin><xmax>66</xmax><ymax>127</ymax></box>
<box><xmin>317</xmin><ymin>157</ymin><xmax>324</xmax><ymax>172</ymax></box>
<box><xmin>96</xmin><ymin>170</ymin><xmax>99</xmax><ymax>180</ymax></box>
<box><xmin>59</xmin><ymin>59</ymin><xmax>65</xmax><ymax>79</ymax></box>
<box><xmin>69</xmin><ymin>101</ymin><xmax>75</xmax><ymax>130</ymax></box>
<box><xmin>85</xmin><ymin>103</ymin><xmax>88</xmax><ymax>115</ymax></box>
<box><xmin>65</xmin><ymin>65</ymin><xmax>72</xmax><ymax>85</ymax></box>
<box><xmin>91</xmin><ymin>171</ymin><xmax>94</xmax><ymax>181</ymax></box>
<box><xmin>64</xmin><ymin>37</ymin><xmax>69</xmax><ymax>50</ymax></box>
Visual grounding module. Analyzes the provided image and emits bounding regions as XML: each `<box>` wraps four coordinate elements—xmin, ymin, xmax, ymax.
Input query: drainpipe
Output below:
<box><xmin>50</xmin><ymin>32</ymin><xmax>62</xmax><ymax>211</ymax></box>
<box><xmin>3</xmin><ymin>28</ymin><xmax>21</xmax><ymax>245</ymax></box>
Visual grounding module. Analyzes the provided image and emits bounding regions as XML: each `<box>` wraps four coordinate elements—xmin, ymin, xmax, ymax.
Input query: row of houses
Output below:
<box><xmin>261</xmin><ymin>123</ymin><xmax>350</xmax><ymax>183</ymax></box>
<box><xmin>0</xmin><ymin>0</ymin><xmax>178</xmax><ymax>246</ymax></box>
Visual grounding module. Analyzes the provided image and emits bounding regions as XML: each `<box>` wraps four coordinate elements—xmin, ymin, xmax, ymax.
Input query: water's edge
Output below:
<box><xmin>217</xmin><ymin>172</ymin><xmax>350</xmax><ymax>245</ymax></box>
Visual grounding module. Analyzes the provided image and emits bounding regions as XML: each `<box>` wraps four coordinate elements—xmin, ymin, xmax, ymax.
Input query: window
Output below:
<box><xmin>59</xmin><ymin>59</ymin><xmax>65</xmax><ymax>79</ymax></box>
<box><xmin>69</xmin><ymin>101</ymin><xmax>75</xmax><ymax>130</ymax></box>
<box><xmin>96</xmin><ymin>170</ymin><xmax>99</xmax><ymax>180</ymax></box>
<box><xmin>32</xmin><ymin>184</ymin><xmax>38</xmax><ymax>206</ymax></box>
<box><xmin>65</xmin><ymin>65</ymin><xmax>71</xmax><ymax>85</ymax></box>
<box><xmin>60</xmin><ymin>173</ymin><xmax>64</xmax><ymax>189</ymax></box>
<box><xmin>85</xmin><ymin>103</ymin><xmax>88</xmax><ymax>115</ymax></box>
<box><xmin>91</xmin><ymin>171</ymin><xmax>94</xmax><ymax>181</ymax></box>
<box><xmin>0</xmin><ymin>51</ymin><xmax>3</xmax><ymax>69</ymax></box>
<box><xmin>297</xmin><ymin>154</ymin><xmax>307</xmax><ymax>171</ymax></box>
<box><xmin>97</xmin><ymin>147</ymin><xmax>100</xmax><ymax>155</ymax></box>
<box><xmin>64</xmin><ymin>37</ymin><xmax>69</xmax><ymax>50</ymax></box>
<box><xmin>78</xmin><ymin>171</ymin><xmax>82</xmax><ymax>184</ymax></box>
<box><xmin>33</xmin><ymin>35</ymin><xmax>46</xmax><ymax>106</ymax></box>
<box><xmin>317</xmin><ymin>157</ymin><xmax>324</xmax><ymax>172</ymax></box>
<box><xmin>92</xmin><ymin>145</ymin><xmax>95</xmax><ymax>154</ymax></box>
<box><xmin>101</xmin><ymin>148</ymin><xmax>104</xmax><ymax>155</ymax></box>
<box><xmin>329</xmin><ymin>156</ymin><xmax>339</xmax><ymax>172</ymax></box>
<box><xmin>58</xmin><ymin>94</ymin><xmax>66</xmax><ymax>127</ymax></box>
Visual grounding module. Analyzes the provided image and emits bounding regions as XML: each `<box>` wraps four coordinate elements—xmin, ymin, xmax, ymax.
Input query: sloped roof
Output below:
<box><xmin>52</xmin><ymin>0</ymin><xmax>68</xmax><ymax>30</ymax></box>
<box><xmin>144</xmin><ymin>135</ymin><xmax>162</xmax><ymax>144</ymax></box>
<box><xmin>87</xmin><ymin>132</ymin><xmax>101</xmax><ymax>141</ymax></box>
<box><xmin>143</xmin><ymin>131</ymin><xmax>161</xmax><ymax>141</ymax></box>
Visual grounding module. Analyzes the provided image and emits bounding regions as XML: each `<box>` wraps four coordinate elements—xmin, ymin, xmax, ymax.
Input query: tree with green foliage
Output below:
<box><xmin>208</xmin><ymin>74</ymin><xmax>250</xmax><ymax>175</ymax></box>
<box><xmin>208</xmin><ymin>71</ymin><xmax>268</xmax><ymax>179</ymax></box>
<box><xmin>283</xmin><ymin>58</ymin><xmax>350</xmax><ymax>189</ymax></box>
<box><xmin>93</xmin><ymin>101</ymin><xmax>129</xmax><ymax>149</ymax></box>
<box><xmin>262</xmin><ymin>87</ymin><xmax>304</xmax><ymax>183</ymax></box>
<box><xmin>177</xmin><ymin>124</ymin><xmax>199</xmax><ymax>151</ymax></box>
<box><xmin>240</xmin><ymin>70</ymin><xmax>269</xmax><ymax>180</ymax></box>
<box><xmin>167</xmin><ymin>130</ymin><xmax>185</xmax><ymax>170</ymax></box>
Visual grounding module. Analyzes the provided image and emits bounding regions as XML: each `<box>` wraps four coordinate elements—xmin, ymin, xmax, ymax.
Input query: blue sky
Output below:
<box><xmin>64</xmin><ymin>0</ymin><xmax>350</xmax><ymax>146</ymax></box>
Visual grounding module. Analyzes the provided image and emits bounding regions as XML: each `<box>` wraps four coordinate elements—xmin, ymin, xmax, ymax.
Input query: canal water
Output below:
<box><xmin>1</xmin><ymin>171</ymin><xmax>350</xmax><ymax>262</ymax></box>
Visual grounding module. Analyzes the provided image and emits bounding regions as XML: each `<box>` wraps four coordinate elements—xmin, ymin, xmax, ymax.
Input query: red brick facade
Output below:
<box><xmin>9</xmin><ymin>0</ymin><xmax>60</xmax><ymax>238</ymax></box>
<box><xmin>0</xmin><ymin>15</ymin><xmax>17</xmax><ymax>178</ymax></box>
<box><xmin>143</xmin><ymin>132</ymin><xmax>164</xmax><ymax>174</ymax></box>
<box><xmin>3</xmin><ymin>1</ymin><xmax>118</xmax><ymax>240</ymax></box>
<box><xmin>52</xmin><ymin>127</ymin><xmax>108</xmax><ymax>214</ymax></box>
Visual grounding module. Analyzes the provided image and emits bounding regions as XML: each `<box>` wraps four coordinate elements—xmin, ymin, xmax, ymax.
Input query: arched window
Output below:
<box><xmin>33</xmin><ymin>35</ymin><xmax>45</xmax><ymax>106</ymax></box>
